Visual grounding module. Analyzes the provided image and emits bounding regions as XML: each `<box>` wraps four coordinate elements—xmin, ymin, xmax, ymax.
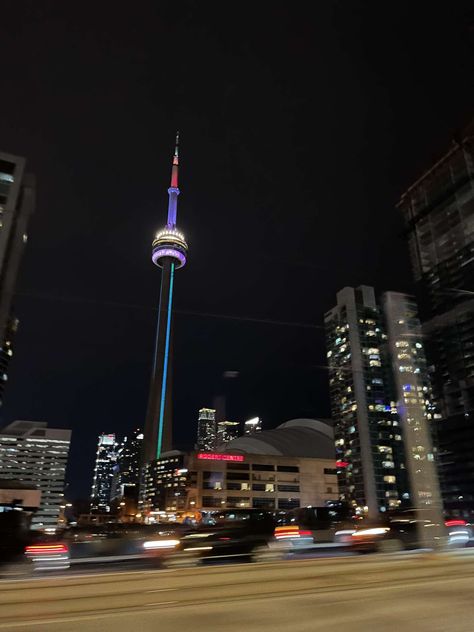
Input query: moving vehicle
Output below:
<box><xmin>280</xmin><ymin>503</ymin><xmax>357</xmax><ymax>544</ymax></box>
<box><xmin>168</xmin><ymin>509</ymin><xmax>313</xmax><ymax>565</ymax></box>
<box><xmin>23</xmin><ymin>523</ymin><xmax>188</xmax><ymax>572</ymax></box>
<box><xmin>350</xmin><ymin>512</ymin><xmax>471</xmax><ymax>553</ymax></box>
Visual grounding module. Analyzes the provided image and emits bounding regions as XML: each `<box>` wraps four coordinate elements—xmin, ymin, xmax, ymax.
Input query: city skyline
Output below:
<box><xmin>0</xmin><ymin>3</ymin><xmax>472</xmax><ymax>499</ymax></box>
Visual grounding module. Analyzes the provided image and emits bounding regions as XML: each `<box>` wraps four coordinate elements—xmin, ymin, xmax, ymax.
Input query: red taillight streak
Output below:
<box><xmin>274</xmin><ymin>526</ymin><xmax>312</xmax><ymax>539</ymax></box>
<box><xmin>219</xmin><ymin>537</ymin><xmax>231</xmax><ymax>541</ymax></box>
<box><xmin>25</xmin><ymin>544</ymin><xmax>68</xmax><ymax>555</ymax></box>
<box><xmin>445</xmin><ymin>520</ymin><xmax>466</xmax><ymax>527</ymax></box>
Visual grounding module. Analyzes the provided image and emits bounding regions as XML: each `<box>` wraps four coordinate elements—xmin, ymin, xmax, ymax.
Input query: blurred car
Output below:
<box><xmin>23</xmin><ymin>523</ymin><xmax>188</xmax><ymax>572</ymax></box>
<box><xmin>280</xmin><ymin>504</ymin><xmax>357</xmax><ymax>545</ymax></box>
<box><xmin>165</xmin><ymin>509</ymin><xmax>315</xmax><ymax>565</ymax></box>
<box><xmin>350</xmin><ymin>512</ymin><xmax>471</xmax><ymax>553</ymax></box>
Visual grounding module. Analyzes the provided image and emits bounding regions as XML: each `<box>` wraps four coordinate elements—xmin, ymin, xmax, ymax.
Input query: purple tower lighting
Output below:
<box><xmin>143</xmin><ymin>133</ymin><xmax>188</xmax><ymax>464</ymax></box>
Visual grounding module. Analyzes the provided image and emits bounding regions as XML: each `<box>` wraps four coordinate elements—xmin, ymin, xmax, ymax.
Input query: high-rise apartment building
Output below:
<box><xmin>197</xmin><ymin>408</ymin><xmax>216</xmax><ymax>451</ymax></box>
<box><xmin>0</xmin><ymin>420</ymin><xmax>71</xmax><ymax>528</ymax></box>
<box><xmin>244</xmin><ymin>417</ymin><xmax>262</xmax><ymax>435</ymax></box>
<box><xmin>112</xmin><ymin>429</ymin><xmax>143</xmax><ymax>501</ymax></box>
<box><xmin>90</xmin><ymin>433</ymin><xmax>118</xmax><ymax>512</ymax></box>
<box><xmin>0</xmin><ymin>153</ymin><xmax>35</xmax><ymax>406</ymax></box>
<box><xmin>398</xmin><ymin>125</ymin><xmax>474</xmax><ymax>517</ymax></box>
<box><xmin>325</xmin><ymin>286</ymin><xmax>409</xmax><ymax>517</ymax></box>
<box><xmin>216</xmin><ymin>420</ymin><xmax>240</xmax><ymax>446</ymax></box>
<box><xmin>0</xmin><ymin>318</ymin><xmax>18</xmax><ymax>407</ymax></box>
<box><xmin>383</xmin><ymin>292</ymin><xmax>444</xmax><ymax>541</ymax></box>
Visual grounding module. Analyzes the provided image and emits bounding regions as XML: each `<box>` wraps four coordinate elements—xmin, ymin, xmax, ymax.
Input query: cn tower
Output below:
<box><xmin>143</xmin><ymin>133</ymin><xmax>188</xmax><ymax>463</ymax></box>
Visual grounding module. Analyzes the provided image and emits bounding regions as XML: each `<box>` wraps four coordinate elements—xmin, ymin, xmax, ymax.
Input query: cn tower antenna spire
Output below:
<box><xmin>170</xmin><ymin>130</ymin><xmax>179</xmax><ymax>188</ymax></box>
<box><xmin>167</xmin><ymin>131</ymin><xmax>180</xmax><ymax>226</ymax></box>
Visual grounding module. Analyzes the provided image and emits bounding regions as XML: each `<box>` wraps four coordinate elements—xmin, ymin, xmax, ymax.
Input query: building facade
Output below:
<box><xmin>111</xmin><ymin>429</ymin><xmax>143</xmax><ymax>504</ymax></box>
<box><xmin>0</xmin><ymin>420</ymin><xmax>71</xmax><ymax>528</ymax></box>
<box><xmin>383</xmin><ymin>292</ymin><xmax>444</xmax><ymax>539</ymax></box>
<box><xmin>197</xmin><ymin>407</ymin><xmax>217</xmax><ymax>451</ymax></box>
<box><xmin>142</xmin><ymin>451</ymin><xmax>338</xmax><ymax>516</ymax></box>
<box><xmin>90</xmin><ymin>433</ymin><xmax>118</xmax><ymax>513</ymax></box>
<box><xmin>141</xmin><ymin>419</ymin><xmax>338</xmax><ymax>516</ymax></box>
<box><xmin>0</xmin><ymin>153</ymin><xmax>35</xmax><ymax>406</ymax></box>
<box><xmin>397</xmin><ymin>126</ymin><xmax>474</xmax><ymax>516</ymax></box>
<box><xmin>325</xmin><ymin>286</ymin><xmax>409</xmax><ymax>517</ymax></box>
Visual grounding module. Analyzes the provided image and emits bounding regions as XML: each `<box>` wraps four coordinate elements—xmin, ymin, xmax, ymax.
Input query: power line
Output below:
<box><xmin>15</xmin><ymin>290</ymin><xmax>325</xmax><ymax>330</ymax></box>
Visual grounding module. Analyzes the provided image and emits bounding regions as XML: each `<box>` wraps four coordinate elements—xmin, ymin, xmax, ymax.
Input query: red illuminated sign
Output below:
<box><xmin>197</xmin><ymin>453</ymin><xmax>244</xmax><ymax>462</ymax></box>
<box><xmin>336</xmin><ymin>460</ymin><xmax>349</xmax><ymax>468</ymax></box>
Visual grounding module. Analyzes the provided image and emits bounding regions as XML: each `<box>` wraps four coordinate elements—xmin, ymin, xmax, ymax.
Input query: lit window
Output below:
<box><xmin>384</xmin><ymin>475</ymin><xmax>396</xmax><ymax>484</ymax></box>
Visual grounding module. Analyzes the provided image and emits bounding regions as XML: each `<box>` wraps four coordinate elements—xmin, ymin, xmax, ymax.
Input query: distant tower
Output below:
<box><xmin>197</xmin><ymin>408</ymin><xmax>217</xmax><ymax>451</ymax></box>
<box><xmin>143</xmin><ymin>134</ymin><xmax>188</xmax><ymax>463</ymax></box>
<box><xmin>90</xmin><ymin>433</ymin><xmax>118</xmax><ymax>513</ymax></box>
<box><xmin>112</xmin><ymin>429</ymin><xmax>143</xmax><ymax>502</ymax></box>
<box><xmin>217</xmin><ymin>420</ymin><xmax>240</xmax><ymax>446</ymax></box>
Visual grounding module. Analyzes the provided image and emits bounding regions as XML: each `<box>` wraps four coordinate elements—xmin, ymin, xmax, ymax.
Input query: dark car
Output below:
<box><xmin>280</xmin><ymin>503</ymin><xmax>357</xmax><ymax>544</ymax></box>
<box><xmin>171</xmin><ymin>509</ymin><xmax>280</xmax><ymax>564</ymax></box>
<box><xmin>23</xmin><ymin>523</ymin><xmax>190</xmax><ymax>572</ymax></box>
<box><xmin>350</xmin><ymin>510</ymin><xmax>470</xmax><ymax>553</ymax></box>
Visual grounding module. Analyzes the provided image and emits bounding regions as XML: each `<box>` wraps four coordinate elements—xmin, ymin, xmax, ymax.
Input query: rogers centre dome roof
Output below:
<box><xmin>222</xmin><ymin>419</ymin><xmax>335</xmax><ymax>459</ymax></box>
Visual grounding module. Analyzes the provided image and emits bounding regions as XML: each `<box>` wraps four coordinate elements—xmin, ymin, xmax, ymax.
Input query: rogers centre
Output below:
<box><xmin>141</xmin><ymin>419</ymin><xmax>339</xmax><ymax>515</ymax></box>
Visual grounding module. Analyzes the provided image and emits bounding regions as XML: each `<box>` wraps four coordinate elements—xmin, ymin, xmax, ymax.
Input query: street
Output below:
<box><xmin>1</xmin><ymin>550</ymin><xmax>474</xmax><ymax>631</ymax></box>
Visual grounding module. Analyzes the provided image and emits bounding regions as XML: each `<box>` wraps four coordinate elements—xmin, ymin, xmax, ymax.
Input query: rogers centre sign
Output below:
<box><xmin>197</xmin><ymin>453</ymin><xmax>244</xmax><ymax>462</ymax></box>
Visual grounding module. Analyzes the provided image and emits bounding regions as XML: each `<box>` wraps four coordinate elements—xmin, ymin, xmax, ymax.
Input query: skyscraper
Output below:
<box><xmin>197</xmin><ymin>408</ymin><xmax>217</xmax><ymax>451</ymax></box>
<box><xmin>383</xmin><ymin>292</ymin><xmax>444</xmax><ymax>543</ymax></box>
<box><xmin>112</xmin><ymin>429</ymin><xmax>143</xmax><ymax>501</ymax></box>
<box><xmin>244</xmin><ymin>417</ymin><xmax>262</xmax><ymax>435</ymax></box>
<box><xmin>90</xmin><ymin>433</ymin><xmax>118</xmax><ymax>513</ymax></box>
<box><xmin>143</xmin><ymin>134</ymin><xmax>188</xmax><ymax>464</ymax></box>
<box><xmin>0</xmin><ymin>153</ymin><xmax>35</xmax><ymax>405</ymax></box>
<box><xmin>216</xmin><ymin>420</ymin><xmax>240</xmax><ymax>446</ymax></box>
<box><xmin>0</xmin><ymin>317</ymin><xmax>18</xmax><ymax>407</ymax></box>
<box><xmin>397</xmin><ymin>125</ymin><xmax>474</xmax><ymax>517</ymax></box>
<box><xmin>325</xmin><ymin>286</ymin><xmax>409</xmax><ymax>517</ymax></box>
<box><xmin>0</xmin><ymin>420</ymin><xmax>71</xmax><ymax>528</ymax></box>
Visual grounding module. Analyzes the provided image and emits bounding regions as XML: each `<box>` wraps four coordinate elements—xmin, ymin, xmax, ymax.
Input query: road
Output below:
<box><xmin>1</xmin><ymin>550</ymin><xmax>474</xmax><ymax>631</ymax></box>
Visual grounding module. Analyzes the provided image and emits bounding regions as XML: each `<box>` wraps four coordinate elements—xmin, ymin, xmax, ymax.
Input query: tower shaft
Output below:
<box><xmin>143</xmin><ymin>258</ymin><xmax>175</xmax><ymax>462</ymax></box>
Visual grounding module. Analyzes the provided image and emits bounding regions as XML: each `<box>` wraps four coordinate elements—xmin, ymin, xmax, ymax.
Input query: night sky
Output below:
<box><xmin>0</xmin><ymin>1</ymin><xmax>472</xmax><ymax>499</ymax></box>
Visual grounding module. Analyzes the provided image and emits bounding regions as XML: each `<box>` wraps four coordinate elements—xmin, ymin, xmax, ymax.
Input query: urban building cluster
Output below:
<box><xmin>196</xmin><ymin>407</ymin><xmax>261</xmax><ymax>451</ymax></box>
<box><xmin>0</xmin><ymin>122</ymin><xmax>473</xmax><ymax>531</ymax></box>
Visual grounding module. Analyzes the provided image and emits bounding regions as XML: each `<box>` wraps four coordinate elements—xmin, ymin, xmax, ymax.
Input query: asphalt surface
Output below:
<box><xmin>1</xmin><ymin>550</ymin><xmax>474</xmax><ymax>631</ymax></box>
